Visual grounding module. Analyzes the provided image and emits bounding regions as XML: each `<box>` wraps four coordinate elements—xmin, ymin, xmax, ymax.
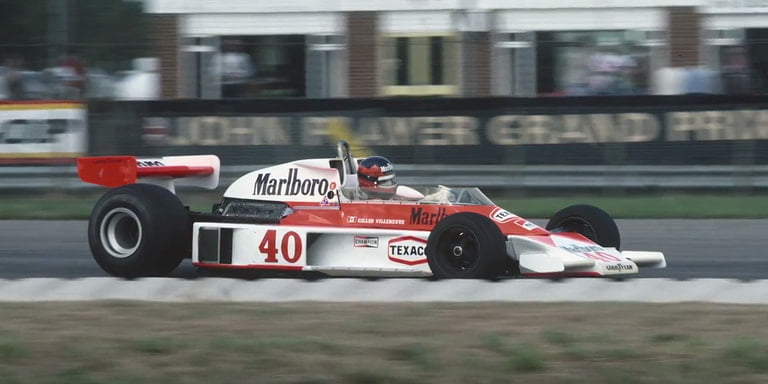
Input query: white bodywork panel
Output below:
<box><xmin>193</xmin><ymin>221</ymin><xmax>665</xmax><ymax>277</ymax></box>
<box><xmin>224</xmin><ymin>159</ymin><xmax>342</xmax><ymax>203</ymax></box>
<box><xmin>509</xmin><ymin>234</ymin><xmax>666</xmax><ymax>276</ymax></box>
<box><xmin>194</xmin><ymin>222</ymin><xmax>433</xmax><ymax>277</ymax></box>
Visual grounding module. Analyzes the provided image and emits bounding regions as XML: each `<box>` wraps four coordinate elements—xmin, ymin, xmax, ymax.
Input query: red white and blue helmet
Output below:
<box><xmin>357</xmin><ymin>156</ymin><xmax>396</xmax><ymax>198</ymax></box>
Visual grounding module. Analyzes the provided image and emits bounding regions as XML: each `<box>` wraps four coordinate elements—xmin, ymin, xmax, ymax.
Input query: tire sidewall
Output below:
<box><xmin>545</xmin><ymin>204</ymin><xmax>620</xmax><ymax>249</ymax></box>
<box><xmin>88</xmin><ymin>184</ymin><xmax>188</xmax><ymax>277</ymax></box>
<box><xmin>426</xmin><ymin>212</ymin><xmax>507</xmax><ymax>279</ymax></box>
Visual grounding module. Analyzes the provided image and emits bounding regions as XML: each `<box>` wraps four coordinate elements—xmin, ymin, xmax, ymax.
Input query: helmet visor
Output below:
<box><xmin>377</xmin><ymin>174</ymin><xmax>396</xmax><ymax>187</ymax></box>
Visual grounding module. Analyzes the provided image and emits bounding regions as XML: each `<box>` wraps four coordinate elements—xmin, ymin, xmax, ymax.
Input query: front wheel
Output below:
<box><xmin>88</xmin><ymin>183</ymin><xmax>190</xmax><ymax>278</ymax></box>
<box><xmin>425</xmin><ymin>212</ymin><xmax>508</xmax><ymax>279</ymax></box>
<box><xmin>545</xmin><ymin>204</ymin><xmax>620</xmax><ymax>249</ymax></box>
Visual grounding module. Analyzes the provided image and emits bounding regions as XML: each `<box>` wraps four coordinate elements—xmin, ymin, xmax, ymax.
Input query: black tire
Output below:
<box><xmin>425</xmin><ymin>212</ymin><xmax>508</xmax><ymax>279</ymax></box>
<box><xmin>545</xmin><ymin>204</ymin><xmax>620</xmax><ymax>249</ymax></box>
<box><xmin>88</xmin><ymin>183</ymin><xmax>190</xmax><ymax>278</ymax></box>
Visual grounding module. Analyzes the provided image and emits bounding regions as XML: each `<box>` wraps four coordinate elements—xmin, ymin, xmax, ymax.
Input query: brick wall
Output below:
<box><xmin>667</xmin><ymin>7</ymin><xmax>701</xmax><ymax>67</ymax></box>
<box><xmin>151</xmin><ymin>14</ymin><xmax>180</xmax><ymax>99</ymax></box>
<box><xmin>346</xmin><ymin>12</ymin><xmax>378</xmax><ymax>97</ymax></box>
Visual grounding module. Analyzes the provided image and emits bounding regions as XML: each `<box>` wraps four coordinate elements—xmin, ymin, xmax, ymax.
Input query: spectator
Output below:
<box><xmin>212</xmin><ymin>39</ymin><xmax>254</xmax><ymax>98</ymax></box>
<box><xmin>4</xmin><ymin>54</ymin><xmax>25</xmax><ymax>99</ymax></box>
<box><xmin>684</xmin><ymin>67</ymin><xmax>719</xmax><ymax>94</ymax></box>
<box><xmin>720</xmin><ymin>45</ymin><xmax>749</xmax><ymax>94</ymax></box>
<box><xmin>651</xmin><ymin>67</ymin><xmax>685</xmax><ymax>95</ymax></box>
<box><xmin>58</xmin><ymin>48</ymin><xmax>87</xmax><ymax>99</ymax></box>
<box><xmin>564</xmin><ymin>37</ymin><xmax>593</xmax><ymax>96</ymax></box>
<box><xmin>115</xmin><ymin>58</ymin><xmax>160</xmax><ymax>100</ymax></box>
<box><xmin>588</xmin><ymin>46</ymin><xmax>621</xmax><ymax>95</ymax></box>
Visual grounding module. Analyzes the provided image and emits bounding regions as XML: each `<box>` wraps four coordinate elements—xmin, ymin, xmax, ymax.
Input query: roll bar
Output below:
<box><xmin>337</xmin><ymin>140</ymin><xmax>356</xmax><ymax>176</ymax></box>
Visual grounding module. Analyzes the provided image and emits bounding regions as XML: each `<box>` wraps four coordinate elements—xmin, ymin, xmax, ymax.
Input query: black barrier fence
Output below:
<box><xmin>88</xmin><ymin>95</ymin><xmax>768</xmax><ymax>166</ymax></box>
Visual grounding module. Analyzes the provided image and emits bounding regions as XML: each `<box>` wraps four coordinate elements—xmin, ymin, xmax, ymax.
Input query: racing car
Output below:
<box><xmin>77</xmin><ymin>140</ymin><xmax>665</xmax><ymax>279</ymax></box>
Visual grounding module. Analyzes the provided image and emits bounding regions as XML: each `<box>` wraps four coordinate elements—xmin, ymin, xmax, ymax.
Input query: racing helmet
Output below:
<box><xmin>357</xmin><ymin>156</ymin><xmax>397</xmax><ymax>199</ymax></box>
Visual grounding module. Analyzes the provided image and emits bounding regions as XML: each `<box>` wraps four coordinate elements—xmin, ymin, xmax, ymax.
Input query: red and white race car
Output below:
<box><xmin>77</xmin><ymin>141</ymin><xmax>665</xmax><ymax>279</ymax></box>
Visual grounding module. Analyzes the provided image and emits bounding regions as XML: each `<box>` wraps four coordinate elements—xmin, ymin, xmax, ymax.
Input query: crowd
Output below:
<box><xmin>557</xmin><ymin>40</ymin><xmax>754</xmax><ymax>96</ymax></box>
<box><xmin>0</xmin><ymin>51</ymin><xmax>158</xmax><ymax>101</ymax></box>
<box><xmin>0</xmin><ymin>43</ymin><xmax>758</xmax><ymax>100</ymax></box>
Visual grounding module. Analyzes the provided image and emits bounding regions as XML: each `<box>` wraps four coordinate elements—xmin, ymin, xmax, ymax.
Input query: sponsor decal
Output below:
<box><xmin>513</xmin><ymin>218</ymin><xmax>538</xmax><ymax>231</ymax></box>
<box><xmin>387</xmin><ymin>236</ymin><xmax>428</xmax><ymax>266</ymax></box>
<box><xmin>553</xmin><ymin>236</ymin><xmax>623</xmax><ymax>263</ymax></box>
<box><xmin>559</xmin><ymin>244</ymin><xmax>604</xmax><ymax>254</ymax></box>
<box><xmin>253</xmin><ymin>168</ymin><xmax>333</xmax><ymax>196</ymax></box>
<box><xmin>605</xmin><ymin>263</ymin><xmax>635</xmax><ymax>272</ymax></box>
<box><xmin>0</xmin><ymin>118</ymin><xmax>81</xmax><ymax>143</ymax></box>
<box><xmin>354</xmin><ymin>236</ymin><xmax>379</xmax><ymax>248</ymax></box>
<box><xmin>137</xmin><ymin>160</ymin><xmax>165</xmax><ymax>167</ymax></box>
<box><xmin>490</xmin><ymin>207</ymin><xmax>514</xmax><ymax>223</ymax></box>
<box><xmin>491</xmin><ymin>207</ymin><xmax>537</xmax><ymax>231</ymax></box>
<box><xmin>374</xmin><ymin>218</ymin><xmax>405</xmax><ymax>225</ymax></box>
<box><xmin>0</xmin><ymin>104</ymin><xmax>86</xmax><ymax>164</ymax></box>
<box><xmin>154</xmin><ymin>109</ymin><xmax>768</xmax><ymax>148</ymax></box>
<box><xmin>345</xmin><ymin>216</ymin><xmax>406</xmax><ymax>225</ymax></box>
<box><xmin>410</xmin><ymin>207</ymin><xmax>447</xmax><ymax>225</ymax></box>
<box><xmin>142</xmin><ymin>117</ymin><xmax>170</xmax><ymax>146</ymax></box>
<box><xmin>320</xmin><ymin>197</ymin><xmax>336</xmax><ymax>206</ymax></box>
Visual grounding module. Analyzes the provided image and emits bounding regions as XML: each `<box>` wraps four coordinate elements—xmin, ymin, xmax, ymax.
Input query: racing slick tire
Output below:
<box><xmin>426</xmin><ymin>212</ymin><xmax>508</xmax><ymax>279</ymax></box>
<box><xmin>88</xmin><ymin>183</ymin><xmax>189</xmax><ymax>278</ymax></box>
<box><xmin>546</xmin><ymin>204</ymin><xmax>621</xmax><ymax>249</ymax></box>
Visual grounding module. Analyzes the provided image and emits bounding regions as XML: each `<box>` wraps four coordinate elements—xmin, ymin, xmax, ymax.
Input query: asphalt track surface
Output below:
<box><xmin>0</xmin><ymin>219</ymin><xmax>765</xmax><ymax>280</ymax></box>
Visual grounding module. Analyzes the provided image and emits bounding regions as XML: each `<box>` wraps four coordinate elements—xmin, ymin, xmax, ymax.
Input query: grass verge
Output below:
<box><xmin>0</xmin><ymin>302</ymin><xmax>767</xmax><ymax>383</ymax></box>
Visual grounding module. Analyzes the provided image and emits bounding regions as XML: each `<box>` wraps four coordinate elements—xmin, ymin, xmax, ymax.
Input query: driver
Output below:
<box><xmin>356</xmin><ymin>156</ymin><xmax>397</xmax><ymax>199</ymax></box>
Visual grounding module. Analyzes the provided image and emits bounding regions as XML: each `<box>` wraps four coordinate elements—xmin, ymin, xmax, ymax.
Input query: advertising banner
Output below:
<box><xmin>0</xmin><ymin>101</ymin><xmax>87</xmax><ymax>165</ymax></box>
<box><xmin>87</xmin><ymin>96</ymin><xmax>768</xmax><ymax>165</ymax></box>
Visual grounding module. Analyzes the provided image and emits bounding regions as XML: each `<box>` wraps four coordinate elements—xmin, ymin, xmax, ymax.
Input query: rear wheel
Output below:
<box><xmin>426</xmin><ymin>212</ymin><xmax>508</xmax><ymax>279</ymax></box>
<box><xmin>88</xmin><ymin>183</ymin><xmax>190</xmax><ymax>277</ymax></box>
<box><xmin>546</xmin><ymin>204</ymin><xmax>620</xmax><ymax>249</ymax></box>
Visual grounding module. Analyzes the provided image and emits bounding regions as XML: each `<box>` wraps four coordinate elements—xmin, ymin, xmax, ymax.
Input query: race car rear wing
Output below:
<box><xmin>77</xmin><ymin>155</ymin><xmax>220</xmax><ymax>192</ymax></box>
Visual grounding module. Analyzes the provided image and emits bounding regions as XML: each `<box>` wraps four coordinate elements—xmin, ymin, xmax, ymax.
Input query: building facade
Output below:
<box><xmin>145</xmin><ymin>0</ymin><xmax>767</xmax><ymax>98</ymax></box>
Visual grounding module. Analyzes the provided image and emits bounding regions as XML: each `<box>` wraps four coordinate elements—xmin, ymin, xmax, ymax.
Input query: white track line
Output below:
<box><xmin>1</xmin><ymin>278</ymin><xmax>768</xmax><ymax>303</ymax></box>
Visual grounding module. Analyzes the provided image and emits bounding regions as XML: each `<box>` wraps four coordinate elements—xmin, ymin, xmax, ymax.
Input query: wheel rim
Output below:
<box><xmin>435</xmin><ymin>225</ymin><xmax>480</xmax><ymax>272</ymax></box>
<box><xmin>550</xmin><ymin>217</ymin><xmax>597</xmax><ymax>242</ymax></box>
<box><xmin>100</xmin><ymin>207</ymin><xmax>142</xmax><ymax>258</ymax></box>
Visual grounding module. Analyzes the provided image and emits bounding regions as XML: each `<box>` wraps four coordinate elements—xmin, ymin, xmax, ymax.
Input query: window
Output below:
<box><xmin>306</xmin><ymin>34</ymin><xmax>346</xmax><ymax>98</ymax></box>
<box><xmin>382</xmin><ymin>35</ymin><xmax>458</xmax><ymax>96</ymax></box>
<box><xmin>493</xmin><ymin>31</ymin><xmax>536</xmax><ymax>96</ymax></box>
<box><xmin>203</xmin><ymin>35</ymin><xmax>307</xmax><ymax>99</ymax></box>
<box><xmin>745</xmin><ymin>29</ymin><xmax>768</xmax><ymax>93</ymax></box>
<box><xmin>536</xmin><ymin>30</ymin><xmax>655</xmax><ymax>96</ymax></box>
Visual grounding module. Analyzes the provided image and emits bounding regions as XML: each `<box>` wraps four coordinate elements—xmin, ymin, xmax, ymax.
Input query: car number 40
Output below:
<box><xmin>258</xmin><ymin>229</ymin><xmax>303</xmax><ymax>263</ymax></box>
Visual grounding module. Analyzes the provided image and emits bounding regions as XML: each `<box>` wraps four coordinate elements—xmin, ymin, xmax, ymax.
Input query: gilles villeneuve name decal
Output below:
<box><xmin>253</xmin><ymin>168</ymin><xmax>335</xmax><ymax>196</ymax></box>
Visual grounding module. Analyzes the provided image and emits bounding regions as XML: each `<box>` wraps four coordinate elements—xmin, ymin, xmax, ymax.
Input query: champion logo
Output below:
<box><xmin>354</xmin><ymin>236</ymin><xmax>379</xmax><ymax>248</ymax></box>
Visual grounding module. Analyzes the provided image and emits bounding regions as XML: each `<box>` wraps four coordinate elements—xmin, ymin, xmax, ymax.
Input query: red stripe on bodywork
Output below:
<box><xmin>137</xmin><ymin>165</ymin><xmax>213</xmax><ymax>178</ymax></box>
<box><xmin>388</xmin><ymin>257</ymin><xmax>428</xmax><ymax>266</ymax></box>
